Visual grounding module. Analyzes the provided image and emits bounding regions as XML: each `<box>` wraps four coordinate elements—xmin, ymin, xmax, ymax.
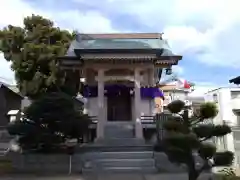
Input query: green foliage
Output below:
<box><xmin>158</xmin><ymin>100</ymin><xmax>234</xmax><ymax>180</ymax></box>
<box><xmin>217</xmin><ymin>168</ymin><xmax>237</xmax><ymax>180</ymax></box>
<box><xmin>0</xmin><ymin>14</ymin><xmax>78</xmax><ymax>98</ymax></box>
<box><xmin>7</xmin><ymin>92</ymin><xmax>91</xmax><ymax>153</ymax></box>
<box><xmin>167</xmin><ymin>100</ymin><xmax>185</xmax><ymax>113</ymax></box>
<box><xmin>199</xmin><ymin>102</ymin><xmax>218</xmax><ymax>119</ymax></box>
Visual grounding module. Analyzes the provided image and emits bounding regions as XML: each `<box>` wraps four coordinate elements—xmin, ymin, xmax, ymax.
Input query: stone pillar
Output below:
<box><xmin>97</xmin><ymin>69</ymin><xmax>105</xmax><ymax>139</ymax></box>
<box><xmin>149</xmin><ymin>68</ymin><xmax>155</xmax><ymax>114</ymax></box>
<box><xmin>134</xmin><ymin>68</ymin><xmax>143</xmax><ymax>139</ymax></box>
<box><xmin>81</xmin><ymin>69</ymin><xmax>88</xmax><ymax>114</ymax></box>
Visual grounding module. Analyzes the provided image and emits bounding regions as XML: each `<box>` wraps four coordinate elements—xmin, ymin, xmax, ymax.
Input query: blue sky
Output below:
<box><xmin>0</xmin><ymin>0</ymin><xmax>240</xmax><ymax>95</ymax></box>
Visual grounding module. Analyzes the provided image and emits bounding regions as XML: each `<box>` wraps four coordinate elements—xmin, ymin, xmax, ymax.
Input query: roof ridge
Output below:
<box><xmin>77</xmin><ymin>33</ymin><xmax>163</xmax><ymax>39</ymax></box>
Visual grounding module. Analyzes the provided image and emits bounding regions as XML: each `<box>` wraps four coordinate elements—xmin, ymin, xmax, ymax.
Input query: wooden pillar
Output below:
<box><xmin>134</xmin><ymin>68</ymin><xmax>143</xmax><ymax>139</ymax></box>
<box><xmin>149</xmin><ymin>68</ymin><xmax>155</xmax><ymax>114</ymax></box>
<box><xmin>97</xmin><ymin>69</ymin><xmax>105</xmax><ymax>139</ymax></box>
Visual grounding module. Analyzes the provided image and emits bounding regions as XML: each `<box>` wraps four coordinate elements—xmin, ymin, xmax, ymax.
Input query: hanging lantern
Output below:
<box><xmin>165</xmin><ymin>67</ymin><xmax>172</xmax><ymax>75</ymax></box>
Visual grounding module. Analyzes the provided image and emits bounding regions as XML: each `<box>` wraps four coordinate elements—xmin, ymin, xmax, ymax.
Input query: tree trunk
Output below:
<box><xmin>188</xmin><ymin>157</ymin><xmax>199</xmax><ymax>180</ymax></box>
<box><xmin>188</xmin><ymin>169</ymin><xmax>198</xmax><ymax>180</ymax></box>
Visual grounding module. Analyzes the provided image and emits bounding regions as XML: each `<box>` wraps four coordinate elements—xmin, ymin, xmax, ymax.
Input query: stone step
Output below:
<box><xmin>96</xmin><ymin>158</ymin><xmax>155</xmax><ymax>168</ymax></box>
<box><xmin>0</xmin><ymin>130</ymin><xmax>13</xmax><ymax>142</ymax></box>
<box><xmin>0</xmin><ymin>142</ymin><xmax>9</xmax><ymax>156</ymax></box>
<box><xmin>83</xmin><ymin>151</ymin><xmax>153</xmax><ymax>160</ymax></box>
<box><xmin>81</xmin><ymin>149</ymin><xmax>157</xmax><ymax>174</ymax></box>
<box><xmin>95</xmin><ymin>138</ymin><xmax>145</xmax><ymax>146</ymax></box>
<box><xmin>104</xmin><ymin>130</ymin><xmax>134</xmax><ymax>138</ymax></box>
<box><xmin>83</xmin><ymin>166</ymin><xmax>158</xmax><ymax>174</ymax></box>
<box><xmin>104</xmin><ymin>123</ymin><xmax>134</xmax><ymax>138</ymax></box>
<box><xmin>77</xmin><ymin>145</ymin><xmax>153</xmax><ymax>152</ymax></box>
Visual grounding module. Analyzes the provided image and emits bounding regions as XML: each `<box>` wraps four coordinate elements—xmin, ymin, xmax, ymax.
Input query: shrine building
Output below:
<box><xmin>58</xmin><ymin>33</ymin><xmax>182</xmax><ymax>141</ymax></box>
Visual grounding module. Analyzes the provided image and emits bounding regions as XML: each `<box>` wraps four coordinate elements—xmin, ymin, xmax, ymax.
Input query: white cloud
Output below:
<box><xmin>0</xmin><ymin>53</ymin><xmax>15</xmax><ymax>84</ymax></box>
<box><xmin>52</xmin><ymin>10</ymin><xmax>117</xmax><ymax>33</ymax></box>
<box><xmin>172</xmin><ymin>66</ymin><xmax>184</xmax><ymax>75</ymax></box>
<box><xmin>72</xmin><ymin>0</ymin><xmax>240</xmax><ymax>68</ymax></box>
<box><xmin>188</xmin><ymin>81</ymin><xmax>236</xmax><ymax>97</ymax></box>
<box><xmin>0</xmin><ymin>0</ymin><xmax>116</xmax><ymax>32</ymax></box>
<box><xmin>154</xmin><ymin>0</ymin><xmax>240</xmax><ymax>68</ymax></box>
<box><xmin>0</xmin><ymin>0</ymin><xmax>117</xmax><ymax>83</ymax></box>
<box><xmin>1</xmin><ymin>0</ymin><xmax>240</xmax><ymax>84</ymax></box>
<box><xmin>189</xmin><ymin>86</ymin><xmax>217</xmax><ymax>97</ymax></box>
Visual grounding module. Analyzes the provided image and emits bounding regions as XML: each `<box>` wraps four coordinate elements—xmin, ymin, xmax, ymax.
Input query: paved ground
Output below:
<box><xmin>0</xmin><ymin>173</ymin><xmax>213</xmax><ymax>180</ymax></box>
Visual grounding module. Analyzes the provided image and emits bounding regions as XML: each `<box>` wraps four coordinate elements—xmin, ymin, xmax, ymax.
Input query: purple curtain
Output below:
<box><xmin>83</xmin><ymin>85</ymin><xmax>164</xmax><ymax>99</ymax></box>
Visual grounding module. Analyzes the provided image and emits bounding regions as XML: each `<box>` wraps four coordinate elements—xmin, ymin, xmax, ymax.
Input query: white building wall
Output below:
<box><xmin>204</xmin><ymin>88</ymin><xmax>240</xmax><ymax>126</ymax></box>
<box><xmin>204</xmin><ymin>87</ymin><xmax>240</xmax><ymax>167</ymax></box>
<box><xmin>219</xmin><ymin>89</ymin><xmax>236</xmax><ymax>125</ymax></box>
<box><xmin>204</xmin><ymin>90</ymin><xmax>224</xmax><ymax>125</ymax></box>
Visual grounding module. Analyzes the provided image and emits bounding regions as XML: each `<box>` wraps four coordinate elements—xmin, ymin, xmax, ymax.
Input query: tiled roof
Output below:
<box><xmin>0</xmin><ymin>82</ymin><xmax>22</xmax><ymax>97</ymax></box>
<box><xmin>77</xmin><ymin>33</ymin><xmax>163</xmax><ymax>39</ymax></box>
<box><xmin>229</xmin><ymin>76</ymin><xmax>240</xmax><ymax>84</ymax></box>
<box><xmin>0</xmin><ymin>82</ymin><xmax>8</xmax><ymax>88</ymax></box>
<box><xmin>7</xmin><ymin>85</ymin><xmax>20</xmax><ymax>94</ymax></box>
<box><xmin>66</xmin><ymin>33</ymin><xmax>174</xmax><ymax>57</ymax></box>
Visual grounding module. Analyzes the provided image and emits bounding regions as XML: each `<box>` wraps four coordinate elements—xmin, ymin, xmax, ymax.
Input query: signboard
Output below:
<box><xmin>154</xmin><ymin>97</ymin><xmax>164</xmax><ymax>113</ymax></box>
<box><xmin>154</xmin><ymin>88</ymin><xmax>164</xmax><ymax>113</ymax></box>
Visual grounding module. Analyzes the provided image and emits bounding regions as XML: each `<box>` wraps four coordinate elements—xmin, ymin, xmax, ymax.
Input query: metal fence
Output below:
<box><xmin>155</xmin><ymin>112</ymin><xmax>171</xmax><ymax>141</ymax></box>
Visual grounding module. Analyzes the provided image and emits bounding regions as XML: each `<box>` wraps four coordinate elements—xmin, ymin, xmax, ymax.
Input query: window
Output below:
<box><xmin>238</xmin><ymin>116</ymin><xmax>240</xmax><ymax>126</ymax></box>
<box><xmin>213</xmin><ymin>94</ymin><xmax>218</xmax><ymax>103</ymax></box>
<box><xmin>231</xmin><ymin>91</ymin><xmax>240</xmax><ymax>99</ymax></box>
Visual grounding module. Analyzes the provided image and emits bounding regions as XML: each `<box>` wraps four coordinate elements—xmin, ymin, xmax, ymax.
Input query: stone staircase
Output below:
<box><xmin>104</xmin><ymin>122</ymin><xmax>135</xmax><ymax>138</ymax></box>
<box><xmin>82</xmin><ymin>151</ymin><xmax>157</xmax><ymax>173</ymax></box>
<box><xmin>81</xmin><ymin>122</ymin><xmax>157</xmax><ymax>174</ymax></box>
<box><xmin>0</xmin><ymin>130</ymin><xmax>11</xmax><ymax>156</ymax></box>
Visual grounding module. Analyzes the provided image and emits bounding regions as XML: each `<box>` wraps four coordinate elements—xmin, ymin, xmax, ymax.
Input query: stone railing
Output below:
<box><xmin>7</xmin><ymin>152</ymin><xmax>83</xmax><ymax>174</ymax></box>
<box><xmin>88</xmin><ymin>116</ymin><xmax>97</xmax><ymax>129</ymax></box>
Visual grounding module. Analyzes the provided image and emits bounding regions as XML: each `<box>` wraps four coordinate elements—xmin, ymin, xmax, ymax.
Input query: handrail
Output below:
<box><xmin>89</xmin><ymin>116</ymin><xmax>97</xmax><ymax>124</ymax></box>
<box><xmin>141</xmin><ymin>115</ymin><xmax>155</xmax><ymax>124</ymax></box>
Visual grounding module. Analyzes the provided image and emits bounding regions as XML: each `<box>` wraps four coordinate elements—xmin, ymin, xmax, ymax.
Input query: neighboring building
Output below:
<box><xmin>204</xmin><ymin>87</ymin><xmax>240</xmax><ymax>167</ymax></box>
<box><xmin>188</xmin><ymin>96</ymin><xmax>205</xmax><ymax>115</ymax></box>
<box><xmin>230</xmin><ymin>76</ymin><xmax>240</xmax><ymax>85</ymax></box>
<box><xmin>0</xmin><ymin>82</ymin><xmax>23</xmax><ymax>129</ymax></box>
<box><xmin>159</xmin><ymin>77</ymin><xmax>193</xmax><ymax>107</ymax></box>
<box><xmin>58</xmin><ymin>33</ymin><xmax>182</xmax><ymax>141</ymax></box>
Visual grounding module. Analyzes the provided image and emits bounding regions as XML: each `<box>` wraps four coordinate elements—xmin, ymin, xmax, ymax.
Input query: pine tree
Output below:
<box><xmin>0</xmin><ymin>14</ymin><xmax>79</xmax><ymax>98</ymax></box>
<box><xmin>7</xmin><ymin>92</ymin><xmax>90</xmax><ymax>153</ymax></box>
<box><xmin>159</xmin><ymin>100</ymin><xmax>234</xmax><ymax>180</ymax></box>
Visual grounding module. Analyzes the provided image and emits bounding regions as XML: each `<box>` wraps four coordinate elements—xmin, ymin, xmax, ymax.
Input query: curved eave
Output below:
<box><xmin>57</xmin><ymin>56</ymin><xmax>80</xmax><ymax>61</ymax></box>
<box><xmin>157</xmin><ymin>55</ymin><xmax>182</xmax><ymax>60</ymax></box>
<box><xmin>57</xmin><ymin>53</ymin><xmax>182</xmax><ymax>68</ymax></box>
<box><xmin>74</xmin><ymin>48</ymin><xmax>164</xmax><ymax>55</ymax></box>
<box><xmin>57</xmin><ymin>56</ymin><xmax>83</xmax><ymax>70</ymax></box>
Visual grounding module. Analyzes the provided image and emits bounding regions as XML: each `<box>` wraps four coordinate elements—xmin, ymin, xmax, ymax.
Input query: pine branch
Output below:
<box><xmin>159</xmin><ymin>101</ymin><xmax>233</xmax><ymax>180</ymax></box>
<box><xmin>190</xmin><ymin>116</ymin><xmax>204</xmax><ymax>126</ymax></box>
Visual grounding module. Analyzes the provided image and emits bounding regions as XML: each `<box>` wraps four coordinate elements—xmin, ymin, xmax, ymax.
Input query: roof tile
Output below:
<box><xmin>78</xmin><ymin>33</ymin><xmax>163</xmax><ymax>39</ymax></box>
